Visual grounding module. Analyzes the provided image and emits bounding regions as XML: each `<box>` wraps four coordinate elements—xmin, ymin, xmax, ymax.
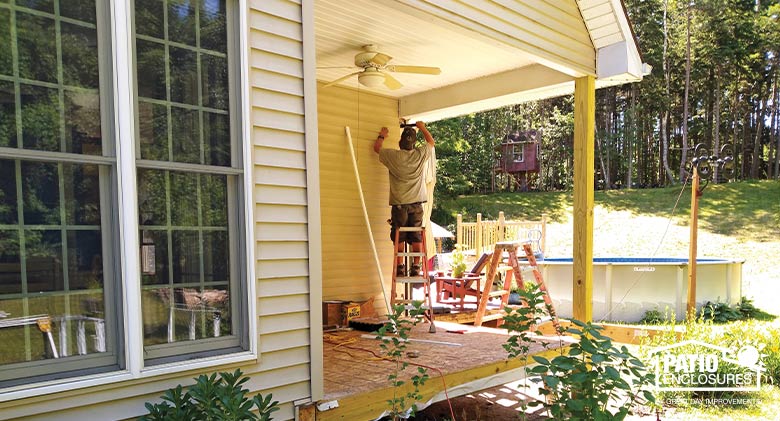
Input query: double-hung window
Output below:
<box><xmin>0</xmin><ymin>0</ymin><xmax>248</xmax><ymax>388</ymax></box>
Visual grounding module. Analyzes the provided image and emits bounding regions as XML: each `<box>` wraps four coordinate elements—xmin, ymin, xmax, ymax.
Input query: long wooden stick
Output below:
<box><xmin>345</xmin><ymin>126</ymin><xmax>391</xmax><ymax>315</ymax></box>
<box><xmin>361</xmin><ymin>334</ymin><xmax>462</xmax><ymax>347</ymax></box>
<box><xmin>687</xmin><ymin>168</ymin><xmax>700</xmax><ymax>315</ymax></box>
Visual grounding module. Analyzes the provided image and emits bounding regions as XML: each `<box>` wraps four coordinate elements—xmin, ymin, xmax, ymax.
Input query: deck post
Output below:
<box><xmin>475</xmin><ymin>213</ymin><xmax>483</xmax><ymax>255</ymax></box>
<box><xmin>497</xmin><ymin>211</ymin><xmax>505</xmax><ymax>241</ymax></box>
<box><xmin>573</xmin><ymin>75</ymin><xmax>595</xmax><ymax>322</ymax></box>
<box><xmin>456</xmin><ymin>213</ymin><xmax>463</xmax><ymax>246</ymax></box>
<box><xmin>541</xmin><ymin>213</ymin><xmax>548</xmax><ymax>255</ymax></box>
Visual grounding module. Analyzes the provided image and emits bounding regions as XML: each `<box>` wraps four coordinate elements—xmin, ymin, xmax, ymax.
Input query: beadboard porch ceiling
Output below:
<box><xmin>313</xmin><ymin>0</ymin><xmax>643</xmax><ymax>121</ymax></box>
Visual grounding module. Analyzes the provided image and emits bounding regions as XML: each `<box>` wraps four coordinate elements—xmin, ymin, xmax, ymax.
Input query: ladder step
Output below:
<box><xmin>395</xmin><ymin>277</ymin><xmax>428</xmax><ymax>284</ymax></box>
<box><xmin>397</xmin><ymin>252</ymin><xmax>426</xmax><ymax>257</ymax></box>
<box><xmin>398</xmin><ymin>227</ymin><xmax>425</xmax><ymax>232</ymax></box>
<box><xmin>480</xmin><ymin>313</ymin><xmax>505</xmax><ymax>322</ymax></box>
<box><xmin>488</xmin><ymin>290</ymin><xmax>508</xmax><ymax>297</ymax></box>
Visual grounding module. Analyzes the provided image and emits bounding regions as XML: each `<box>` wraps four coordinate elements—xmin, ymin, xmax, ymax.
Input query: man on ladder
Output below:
<box><xmin>374</xmin><ymin>121</ymin><xmax>435</xmax><ymax>277</ymax></box>
<box><xmin>374</xmin><ymin>121</ymin><xmax>436</xmax><ymax>331</ymax></box>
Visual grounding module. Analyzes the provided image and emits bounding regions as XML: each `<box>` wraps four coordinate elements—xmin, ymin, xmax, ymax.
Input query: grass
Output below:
<box><xmin>436</xmin><ymin>179</ymin><xmax>780</xmax><ymax>316</ymax></box>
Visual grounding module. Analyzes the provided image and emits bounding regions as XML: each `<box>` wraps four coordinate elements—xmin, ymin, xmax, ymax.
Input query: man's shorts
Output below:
<box><xmin>390</xmin><ymin>203</ymin><xmax>424</xmax><ymax>244</ymax></box>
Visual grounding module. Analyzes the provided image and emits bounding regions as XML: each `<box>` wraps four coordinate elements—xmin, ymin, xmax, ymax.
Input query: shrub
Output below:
<box><xmin>736</xmin><ymin>297</ymin><xmax>776</xmax><ymax>321</ymax></box>
<box><xmin>700</xmin><ymin>300</ymin><xmax>742</xmax><ymax>323</ymax></box>
<box><xmin>375</xmin><ymin>302</ymin><xmax>430</xmax><ymax>421</ymax></box>
<box><xmin>503</xmin><ymin>284</ymin><xmax>656</xmax><ymax>420</ymax></box>
<box><xmin>141</xmin><ymin>369</ymin><xmax>279</xmax><ymax>421</ymax></box>
<box><xmin>640</xmin><ymin>308</ymin><xmax>664</xmax><ymax>325</ymax></box>
<box><xmin>698</xmin><ymin>297</ymin><xmax>775</xmax><ymax>323</ymax></box>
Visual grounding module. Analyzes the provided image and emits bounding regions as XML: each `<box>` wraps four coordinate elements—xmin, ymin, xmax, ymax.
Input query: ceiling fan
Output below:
<box><xmin>320</xmin><ymin>44</ymin><xmax>441</xmax><ymax>90</ymax></box>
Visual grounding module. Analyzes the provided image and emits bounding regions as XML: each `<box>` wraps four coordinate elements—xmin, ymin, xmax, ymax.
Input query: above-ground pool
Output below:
<box><xmin>536</xmin><ymin>257</ymin><xmax>744</xmax><ymax>322</ymax></box>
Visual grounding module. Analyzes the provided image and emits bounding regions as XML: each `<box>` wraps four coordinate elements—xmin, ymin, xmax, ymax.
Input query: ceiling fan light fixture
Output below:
<box><xmin>358</xmin><ymin>71</ymin><xmax>385</xmax><ymax>88</ymax></box>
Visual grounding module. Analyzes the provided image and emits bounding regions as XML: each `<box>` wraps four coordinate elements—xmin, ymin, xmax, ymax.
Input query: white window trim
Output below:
<box><xmin>0</xmin><ymin>0</ymin><xmax>256</xmax><ymax>402</ymax></box>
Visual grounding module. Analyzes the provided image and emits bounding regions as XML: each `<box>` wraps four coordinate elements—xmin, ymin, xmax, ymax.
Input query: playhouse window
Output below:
<box><xmin>512</xmin><ymin>144</ymin><xmax>524</xmax><ymax>162</ymax></box>
<box><xmin>0</xmin><ymin>0</ymin><xmax>247</xmax><ymax>387</ymax></box>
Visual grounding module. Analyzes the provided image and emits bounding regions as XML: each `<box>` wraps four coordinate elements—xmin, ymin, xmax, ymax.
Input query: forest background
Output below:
<box><xmin>428</xmin><ymin>0</ymin><xmax>780</xmax><ymax>223</ymax></box>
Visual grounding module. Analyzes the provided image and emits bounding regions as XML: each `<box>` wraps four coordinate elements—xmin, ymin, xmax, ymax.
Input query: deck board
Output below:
<box><xmin>319</xmin><ymin>320</ymin><xmax>567</xmax><ymax>420</ymax></box>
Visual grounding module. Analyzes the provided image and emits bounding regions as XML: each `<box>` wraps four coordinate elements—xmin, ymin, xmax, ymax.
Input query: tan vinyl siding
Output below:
<box><xmin>318</xmin><ymin>84</ymin><xmax>399</xmax><ymax>310</ymax></box>
<box><xmin>0</xmin><ymin>1</ymin><xmax>313</xmax><ymax>420</ymax></box>
<box><xmin>399</xmin><ymin>0</ymin><xmax>594</xmax><ymax>75</ymax></box>
<box><xmin>244</xmin><ymin>0</ymin><xmax>314</xmax><ymax>413</ymax></box>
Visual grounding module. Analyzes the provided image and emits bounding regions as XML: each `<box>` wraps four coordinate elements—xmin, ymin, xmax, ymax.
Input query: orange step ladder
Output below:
<box><xmin>474</xmin><ymin>241</ymin><xmax>560</xmax><ymax>331</ymax></box>
<box><xmin>390</xmin><ymin>226</ymin><xmax>436</xmax><ymax>333</ymax></box>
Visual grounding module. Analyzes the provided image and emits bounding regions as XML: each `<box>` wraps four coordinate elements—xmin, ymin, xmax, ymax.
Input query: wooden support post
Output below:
<box><xmin>573</xmin><ymin>75</ymin><xmax>595</xmax><ymax>322</ymax></box>
<box><xmin>497</xmin><ymin>211</ymin><xmax>505</xmax><ymax>242</ymax></box>
<box><xmin>475</xmin><ymin>213</ymin><xmax>483</xmax><ymax>256</ymax></box>
<box><xmin>456</xmin><ymin>213</ymin><xmax>463</xmax><ymax>246</ymax></box>
<box><xmin>541</xmin><ymin>213</ymin><xmax>548</xmax><ymax>255</ymax></box>
<box><xmin>687</xmin><ymin>167</ymin><xmax>700</xmax><ymax>315</ymax></box>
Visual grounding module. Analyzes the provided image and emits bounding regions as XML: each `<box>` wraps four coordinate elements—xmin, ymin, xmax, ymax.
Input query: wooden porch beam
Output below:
<box><xmin>572</xmin><ymin>75</ymin><xmax>595</xmax><ymax>322</ymax></box>
<box><xmin>400</xmin><ymin>64</ymin><xmax>573</xmax><ymax>122</ymax></box>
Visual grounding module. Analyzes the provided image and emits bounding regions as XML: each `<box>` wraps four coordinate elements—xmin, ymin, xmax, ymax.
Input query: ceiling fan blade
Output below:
<box><xmin>386</xmin><ymin>65</ymin><xmax>441</xmax><ymax>75</ymax></box>
<box><xmin>369</xmin><ymin>52</ymin><xmax>392</xmax><ymax>66</ymax></box>
<box><xmin>383</xmin><ymin>72</ymin><xmax>403</xmax><ymax>90</ymax></box>
<box><xmin>322</xmin><ymin>71</ymin><xmax>361</xmax><ymax>88</ymax></box>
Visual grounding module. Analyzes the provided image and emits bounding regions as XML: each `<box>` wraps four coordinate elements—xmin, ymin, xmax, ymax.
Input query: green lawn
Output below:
<box><xmin>436</xmin><ymin>180</ymin><xmax>780</xmax><ymax>315</ymax></box>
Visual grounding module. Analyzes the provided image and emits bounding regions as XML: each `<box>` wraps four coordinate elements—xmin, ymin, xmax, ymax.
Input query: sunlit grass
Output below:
<box><xmin>436</xmin><ymin>180</ymin><xmax>780</xmax><ymax>243</ymax></box>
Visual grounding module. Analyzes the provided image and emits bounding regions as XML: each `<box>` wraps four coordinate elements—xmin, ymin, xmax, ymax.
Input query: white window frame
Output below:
<box><xmin>0</xmin><ymin>0</ymin><xmax>256</xmax><ymax>401</ymax></box>
<box><xmin>512</xmin><ymin>143</ymin><xmax>524</xmax><ymax>163</ymax></box>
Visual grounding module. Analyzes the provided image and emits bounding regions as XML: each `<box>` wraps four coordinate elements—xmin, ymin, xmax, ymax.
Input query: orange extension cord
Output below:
<box><xmin>324</xmin><ymin>334</ymin><xmax>457</xmax><ymax>421</ymax></box>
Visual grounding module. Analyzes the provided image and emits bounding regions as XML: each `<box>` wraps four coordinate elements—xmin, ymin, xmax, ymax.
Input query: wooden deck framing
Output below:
<box><xmin>318</xmin><ymin>320</ymin><xmax>566</xmax><ymax>421</ymax></box>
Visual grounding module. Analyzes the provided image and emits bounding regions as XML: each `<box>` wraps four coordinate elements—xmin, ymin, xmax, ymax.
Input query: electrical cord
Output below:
<box><xmin>324</xmin><ymin>333</ymin><xmax>458</xmax><ymax>421</ymax></box>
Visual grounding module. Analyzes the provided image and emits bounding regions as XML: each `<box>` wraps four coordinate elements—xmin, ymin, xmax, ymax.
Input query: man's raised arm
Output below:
<box><xmin>417</xmin><ymin>121</ymin><xmax>434</xmax><ymax>147</ymax></box>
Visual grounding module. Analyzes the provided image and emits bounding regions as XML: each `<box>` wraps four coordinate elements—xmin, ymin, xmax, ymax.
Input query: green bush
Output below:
<box><xmin>503</xmin><ymin>285</ymin><xmax>655</xmax><ymax>420</ymax></box>
<box><xmin>700</xmin><ymin>300</ymin><xmax>742</xmax><ymax>323</ymax></box>
<box><xmin>640</xmin><ymin>308</ymin><xmax>665</xmax><ymax>325</ymax></box>
<box><xmin>375</xmin><ymin>302</ymin><xmax>430</xmax><ymax>421</ymax></box>
<box><xmin>698</xmin><ymin>297</ymin><xmax>775</xmax><ymax>324</ymax></box>
<box><xmin>141</xmin><ymin>369</ymin><xmax>279</xmax><ymax>421</ymax></box>
<box><xmin>736</xmin><ymin>297</ymin><xmax>776</xmax><ymax>321</ymax></box>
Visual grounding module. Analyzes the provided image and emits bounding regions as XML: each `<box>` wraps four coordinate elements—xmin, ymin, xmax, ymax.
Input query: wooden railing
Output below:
<box><xmin>456</xmin><ymin>212</ymin><xmax>547</xmax><ymax>256</ymax></box>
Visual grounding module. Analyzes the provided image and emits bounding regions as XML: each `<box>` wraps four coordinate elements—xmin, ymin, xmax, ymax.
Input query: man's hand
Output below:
<box><xmin>415</xmin><ymin>121</ymin><xmax>426</xmax><ymax>130</ymax></box>
<box><xmin>374</xmin><ymin>127</ymin><xmax>389</xmax><ymax>153</ymax></box>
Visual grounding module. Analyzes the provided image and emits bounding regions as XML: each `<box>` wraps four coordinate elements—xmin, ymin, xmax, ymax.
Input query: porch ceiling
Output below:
<box><xmin>314</xmin><ymin>0</ymin><xmax>536</xmax><ymax>98</ymax></box>
<box><xmin>313</xmin><ymin>0</ymin><xmax>643</xmax><ymax>122</ymax></box>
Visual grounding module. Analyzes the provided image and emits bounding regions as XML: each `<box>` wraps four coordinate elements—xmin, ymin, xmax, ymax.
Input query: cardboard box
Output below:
<box><xmin>342</xmin><ymin>303</ymin><xmax>361</xmax><ymax>323</ymax></box>
<box><xmin>323</xmin><ymin>300</ymin><xmax>347</xmax><ymax>327</ymax></box>
<box><xmin>323</xmin><ymin>297</ymin><xmax>376</xmax><ymax>327</ymax></box>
